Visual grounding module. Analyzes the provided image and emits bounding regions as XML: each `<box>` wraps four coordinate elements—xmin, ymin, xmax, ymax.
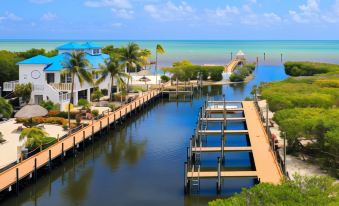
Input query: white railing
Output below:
<box><xmin>50</xmin><ymin>83</ymin><xmax>74</xmax><ymax>91</ymax></box>
<box><xmin>32</xmin><ymin>84</ymin><xmax>44</xmax><ymax>91</ymax></box>
<box><xmin>2</xmin><ymin>80</ymin><xmax>19</xmax><ymax>91</ymax></box>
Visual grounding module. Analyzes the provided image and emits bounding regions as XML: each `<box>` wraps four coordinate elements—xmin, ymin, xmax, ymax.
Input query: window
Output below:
<box><xmin>93</xmin><ymin>49</ymin><xmax>100</xmax><ymax>54</ymax></box>
<box><xmin>61</xmin><ymin>73</ymin><xmax>72</xmax><ymax>83</ymax></box>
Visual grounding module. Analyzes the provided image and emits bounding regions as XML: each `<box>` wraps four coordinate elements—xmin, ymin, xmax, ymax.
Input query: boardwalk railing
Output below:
<box><xmin>0</xmin><ymin>89</ymin><xmax>160</xmax><ymax>192</ymax></box>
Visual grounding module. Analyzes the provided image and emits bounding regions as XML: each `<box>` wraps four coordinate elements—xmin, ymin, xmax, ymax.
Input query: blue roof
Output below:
<box><xmin>17</xmin><ymin>55</ymin><xmax>52</xmax><ymax>65</ymax></box>
<box><xmin>56</xmin><ymin>42</ymin><xmax>102</xmax><ymax>50</ymax></box>
<box><xmin>43</xmin><ymin>53</ymin><xmax>109</xmax><ymax>72</ymax></box>
<box><xmin>56</xmin><ymin>42</ymin><xmax>87</xmax><ymax>50</ymax></box>
<box><xmin>82</xmin><ymin>42</ymin><xmax>102</xmax><ymax>49</ymax></box>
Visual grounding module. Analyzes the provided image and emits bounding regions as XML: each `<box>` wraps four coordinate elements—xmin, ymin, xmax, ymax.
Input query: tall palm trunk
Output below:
<box><xmin>68</xmin><ymin>73</ymin><xmax>75</xmax><ymax>129</ymax></box>
<box><xmin>110</xmin><ymin>76</ymin><xmax>114</xmax><ymax>101</ymax></box>
<box><xmin>155</xmin><ymin>51</ymin><xmax>158</xmax><ymax>85</ymax></box>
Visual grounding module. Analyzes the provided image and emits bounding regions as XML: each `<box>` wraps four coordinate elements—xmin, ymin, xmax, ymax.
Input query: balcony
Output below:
<box><xmin>49</xmin><ymin>83</ymin><xmax>74</xmax><ymax>91</ymax></box>
<box><xmin>2</xmin><ymin>80</ymin><xmax>19</xmax><ymax>92</ymax></box>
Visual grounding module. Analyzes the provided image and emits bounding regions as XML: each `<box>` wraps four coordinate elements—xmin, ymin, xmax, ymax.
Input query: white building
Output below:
<box><xmin>3</xmin><ymin>42</ymin><xmax>111</xmax><ymax>111</ymax></box>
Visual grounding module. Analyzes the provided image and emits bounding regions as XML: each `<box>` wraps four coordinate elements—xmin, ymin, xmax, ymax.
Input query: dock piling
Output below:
<box><xmin>217</xmin><ymin>157</ymin><xmax>221</xmax><ymax>194</ymax></box>
<box><xmin>16</xmin><ymin>168</ymin><xmax>19</xmax><ymax>195</ymax></box>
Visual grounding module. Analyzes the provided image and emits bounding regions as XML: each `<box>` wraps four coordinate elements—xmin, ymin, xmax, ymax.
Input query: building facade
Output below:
<box><xmin>3</xmin><ymin>42</ymin><xmax>111</xmax><ymax>111</ymax></box>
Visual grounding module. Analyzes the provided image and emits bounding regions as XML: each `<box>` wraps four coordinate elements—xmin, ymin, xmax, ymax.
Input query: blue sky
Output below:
<box><xmin>0</xmin><ymin>0</ymin><xmax>339</xmax><ymax>40</ymax></box>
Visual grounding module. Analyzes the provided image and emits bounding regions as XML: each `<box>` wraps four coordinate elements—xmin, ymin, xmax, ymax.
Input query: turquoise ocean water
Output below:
<box><xmin>1</xmin><ymin>40</ymin><xmax>339</xmax><ymax>66</ymax></box>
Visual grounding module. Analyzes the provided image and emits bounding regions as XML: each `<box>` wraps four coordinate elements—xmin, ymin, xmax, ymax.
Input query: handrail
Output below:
<box><xmin>0</xmin><ymin>89</ymin><xmax>160</xmax><ymax>192</ymax></box>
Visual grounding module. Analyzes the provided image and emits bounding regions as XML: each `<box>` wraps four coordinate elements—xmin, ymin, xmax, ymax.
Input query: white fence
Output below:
<box><xmin>2</xmin><ymin>80</ymin><xmax>19</xmax><ymax>91</ymax></box>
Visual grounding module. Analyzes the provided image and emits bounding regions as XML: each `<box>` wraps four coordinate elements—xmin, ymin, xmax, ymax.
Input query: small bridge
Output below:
<box><xmin>224</xmin><ymin>59</ymin><xmax>243</xmax><ymax>73</ymax></box>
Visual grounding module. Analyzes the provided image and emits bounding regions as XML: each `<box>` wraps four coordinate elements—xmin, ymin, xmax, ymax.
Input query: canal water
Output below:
<box><xmin>0</xmin><ymin>64</ymin><xmax>288</xmax><ymax>206</ymax></box>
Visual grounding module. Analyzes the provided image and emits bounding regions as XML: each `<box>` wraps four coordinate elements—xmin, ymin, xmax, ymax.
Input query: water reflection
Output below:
<box><xmin>104</xmin><ymin>127</ymin><xmax>147</xmax><ymax>171</ymax></box>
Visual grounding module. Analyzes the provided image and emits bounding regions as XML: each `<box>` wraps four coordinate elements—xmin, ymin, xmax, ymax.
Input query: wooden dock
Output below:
<box><xmin>225</xmin><ymin>59</ymin><xmax>241</xmax><ymax>73</ymax></box>
<box><xmin>191</xmin><ymin>146</ymin><xmax>251</xmax><ymax>152</ymax></box>
<box><xmin>0</xmin><ymin>89</ymin><xmax>161</xmax><ymax>193</ymax></box>
<box><xmin>185</xmin><ymin>100</ymin><xmax>283</xmax><ymax>195</ymax></box>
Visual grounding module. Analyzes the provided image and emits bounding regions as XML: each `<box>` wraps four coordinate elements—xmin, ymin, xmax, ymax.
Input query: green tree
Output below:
<box><xmin>96</xmin><ymin>56</ymin><xmax>131</xmax><ymax>101</ymax></box>
<box><xmin>120</xmin><ymin>42</ymin><xmax>142</xmax><ymax>73</ymax></box>
<box><xmin>40</xmin><ymin>100</ymin><xmax>57</xmax><ymax>111</ymax></box>
<box><xmin>139</xmin><ymin>48</ymin><xmax>152</xmax><ymax>70</ymax></box>
<box><xmin>209</xmin><ymin>175</ymin><xmax>339</xmax><ymax>206</ymax></box>
<box><xmin>62</xmin><ymin>51</ymin><xmax>93</xmax><ymax>128</ymax></box>
<box><xmin>0</xmin><ymin>97</ymin><xmax>13</xmax><ymax>118</ymax></box>
<box><xmin>91</xmin><ymin>89</ymin><xmax>103</xmax><ymax>102</ymax></box>
<box><xmin>14</xmin><ymin>83</ymin><xmax>32</xmax><ymax>103</ymax></box>
<box><xmin>155</xmin><ymin>44</ymin><xmax>165</xmax><ymax>84</ymax></box>
<box><xmin>20</xmin><ymin>127</ymin><xmax>48</xmax><ymax>150</ymax></box>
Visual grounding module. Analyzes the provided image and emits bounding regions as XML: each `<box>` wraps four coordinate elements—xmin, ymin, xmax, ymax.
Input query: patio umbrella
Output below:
<box><xmin>139</xmin><ymin>76</ymin><xmax>151</xmax><ymax>84</ymax></box>
<box><xmin>15</xmin><ymin>104</ymin><xmax>48</xmax><ymax>127</ymax></box>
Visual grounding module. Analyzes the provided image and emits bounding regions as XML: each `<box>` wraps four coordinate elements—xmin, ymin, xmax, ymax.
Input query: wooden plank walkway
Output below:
<box><xmin>242</xmin><ymin>101</ymin><xmax>283</xmax><ymax>184</ymax></box>
<box><xmin>200</xmin><ymin>117</ymin><xmax>246</xmax><ymax>122</ymax></box>
<box><xmin>205</xmin><ymin>108</ymin><xmax>244</xmax><ymax>112</ymax></box>
<box><xmin>198</xmin><ymin>130</ymin><xmax>248</xmax><ymax>136</ymax></box>
<box><xmin>192</xmin><ymin>146</ymin><xmax>251</xmax><ymax>152</ymax></box>
<box><xmin>0</xmin><ymin>89</ymin><xmax>161</xmax><ymax>192</ymax></box>
<box><xmin>225</xmin><ymin>59</ymin><xmax>241</xmax><ymax>73</ymax></box>
<box><xmin>187</xmin><ymin>171</ymin><xmax>257</xmax><ymax>178</ymax></box>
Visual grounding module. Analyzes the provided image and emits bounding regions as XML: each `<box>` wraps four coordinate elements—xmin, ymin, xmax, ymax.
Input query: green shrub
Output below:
<box><xmin>229</xmin><ymin>73</ymin><xmax>245</xmax><ymax>82</ymax></box>
<box><xmin>13</xmin><ymin>83</ymin><xmax>32</xmax><ymax>103</ymax></box>
<box><xmin>108</xmin><ymin>103</ymin><xmax>116</xmax><ymax>111</ymax></box>
<box><xmin>40</xmin><ymin>100</ymin><xmax>57</xmax><ymax>111</ymax></box>
<box><xmin>78</xmin><ymin>98</ymin><xmax>91</xmax><ymax>109</ymax></box>
<box><xmin>161</xmin><ymin>75</ymin><xmax>170</xmax><ymax>82</ymax></box>
<box><xmin>0</xmin><ymin>97</ymin><xmax>13</xmax><ymax>118</ymax></box>
<box><xmin>91</xmin><ymin>89</ymin><xmax>103</xmax><ymax>102</ymax></box>
<box><xmin>284</xmin><ymin>61</ymin><xmax>339</xmax><ymax>76</ymax></box>
<box><xmin>91</xmin><ymin>109</ymin><xmax>99</xmax><ymax>117</ymax></box>
<box><xmin>41</xmin><ymin>137</ymin><xmax>57</xmax><ymax>150</ymax></box>
<box><xmin>209</xmin><ymin>175</ymin><xmax>339</xmax><ymax>206</ymax></box>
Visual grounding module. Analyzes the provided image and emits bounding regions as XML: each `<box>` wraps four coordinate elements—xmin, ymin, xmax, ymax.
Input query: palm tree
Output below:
<box><xmin>120</xmin><ymin>43</ymin><xmax>142</xmax><ymax>90</ymax></box>
<box><xmin>62</xmin><ymin>51</ymin><xmax>93</xmax><ymax>129</ymax></box>
<box><xmin>155</xmin><ymin>44</ymin><xmax>165</xmax><ymax>85</ymax></box>
<box><xmin>139</xmin><ymin>49</ymin><xmax>152</xmax><ymax>70</ymax></box>
<box><xmin>20</xmin><ymin>127</ymin><xmax>48</xmax><ymax>150</ymax></box>
<box><xmin>0</xmin><ymin>97</ymin><xmax>13</xmax><ymax>118</ymax></box>
<box><xmin>95</xmin><ymin>56</ymin><xmax>131</xmax><ymax>101</ymax></box>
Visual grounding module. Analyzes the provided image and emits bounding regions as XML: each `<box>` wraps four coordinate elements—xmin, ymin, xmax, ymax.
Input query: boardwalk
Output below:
<box><xmin>185</xmin><ymin>100</ymin><xmax>283</xmax><ymax>194</ymax></box>
<box><xmin>225</xmin><ymin>59</ymin><xmax>241</xmax><ymax>73</ymax></box>
<box><xmin>0</xmin><ymin>89</ymin><xmax>161</xmax><ymax>192</ymax></box>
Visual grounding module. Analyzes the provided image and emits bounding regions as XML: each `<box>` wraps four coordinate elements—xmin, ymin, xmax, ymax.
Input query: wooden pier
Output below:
<box><xmin>0</xmin><ymin>89</ymin><xmax>161</xmax><ymax>193</ymax></box>
<box><xmin>185</xmin><ymin>100</ymin><xmax>283</xmax><ymax>195</ymax></box>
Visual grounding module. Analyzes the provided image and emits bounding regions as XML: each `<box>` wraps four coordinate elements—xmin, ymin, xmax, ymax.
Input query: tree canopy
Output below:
<box><xmin>209</xmin><ymin>175</ymin><xmax>339</xmax><ymax>206</ymax></box>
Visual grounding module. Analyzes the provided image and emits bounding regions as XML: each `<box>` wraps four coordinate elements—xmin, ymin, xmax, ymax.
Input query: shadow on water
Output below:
<box><xmin>0</xmin><ymin>65</ymin><xmax>288</xmax><ymax>206</ymax></box>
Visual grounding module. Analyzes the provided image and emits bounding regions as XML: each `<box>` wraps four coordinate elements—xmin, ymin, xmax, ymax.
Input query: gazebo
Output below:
<box><xmin>235</xmin><ymin>50</ymin><xmax>246</xmax><ymax>60</ymax></box>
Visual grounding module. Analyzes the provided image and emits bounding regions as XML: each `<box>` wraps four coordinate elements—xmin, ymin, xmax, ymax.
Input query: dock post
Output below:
<box><xmin>100</xmin><ymin>121</ymin><xmax>102</xmax><ymax>136</ymax></box>
<box><xmin>184</xmin><ymin>162</ymin><xmax>189</xmax><ymax>195</ymax></box>
<box><xmin>217</xmin><ymin>157</ymin><xmax>221</xmax><ymax>194</ymax></box>
<box><xmin>83</xmin><ymin>131</ymin><xmax>85</xmax><ymax>149</ymax></box>
<box><xmin>49</xmin><ymin>150</ymin><xmax>52</xmax><ymax>171</ymax></box>
<box><xmin>189</xmin><ymin>138</ymin><xmax>192</xmax><ymax>163</ymax></box>
<box><xmin>73</xmin><ymin>136</ymin><xmax>76</xmax><ymax>156</ymax></box>
<box><xmin>16</xmin><ymin>168</ymin><xmax>19</xmax><ymax>195</ymax></box>
<box><xmin>264</xmin><ymin>52</ymin><xmax>266</xmax><ymax>61</ymax></box>
<box><xmin>92</xmin><ymin>126</ymin><xmax>94</xmax><ymax>143</ymax></box>
<box><xmin>61</xmin><ymin>143</ymin><xmax>64</xmax><ymax>160</ymax></box>
<box><xmin>34</xmin><ymin>158</ymin><xmax>37</xmax><ymax>182</ymax></box>
<box><xmin>107</xmin><ymin>113</ymin><xmax>110</xmax><ymax>132</ymax></box>
<box><xmin>221</xmin><ymin>122</ymin><xmax>225</xmax><ymax>161</ymax></box>
<box><xmin>231</xmin><ymin>52</ymin><xmax>233</xmax><ymax>60</ymax></box>
<box><xmin>266</xmin><ymin>103</ymin><xmax>269</xmax><ymax>135</ymax></box>
<box><xmin>281</xmin><ymin>53</ymin><xmax>283</xmax><ymax>62</ymax></box>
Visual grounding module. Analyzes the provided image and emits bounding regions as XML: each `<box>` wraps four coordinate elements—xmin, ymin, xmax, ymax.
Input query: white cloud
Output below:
<box><xmin>112</xmin><ymin>22</ymin><xmax>122</xmax><ymax>27</ymax></box>
<box><xmin>112</xmin><ymin>8</ymin><xmax>134</xmax><ymax>19</ymax></box>
<box><xmin>144</xmin><ymin>1</ymin><xmax>195</xmax><ymax>21</ymax></box>
<box><xmin>263</xmin><ymin>12</ymin><xmax>282</xmax><ymax>23</ymax></box>
<box><xmin>29</xmin><ymin>0</ymin><xmax>53</xmax><ymax>3</ymax></box>
<box><xmin>205</xmin><ymin>6</ymin><xmax>239</xmax><ymax>25</ymax></box>
<box><xmin>0</xmin><ymin>12</ymin><xmax>22</xmax><ymax>23</ymax></box>
<box><xmin>289</xmin><ymin>0</ymin><xmax>320</xmax><ymax>23</ymax></box>
<box><xmin>41</xmin><ymin>12</ymin><xmax>57</xmax><ymax>21</ymax></box>
<box><xmin>84</xmin><ymin>0</ymin><xmax>132</xmax><ymax>9</ymax></box>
